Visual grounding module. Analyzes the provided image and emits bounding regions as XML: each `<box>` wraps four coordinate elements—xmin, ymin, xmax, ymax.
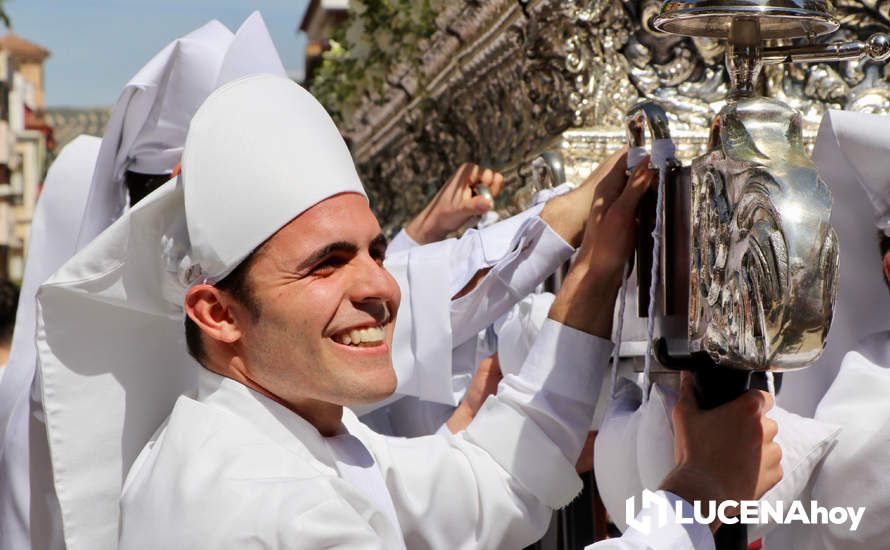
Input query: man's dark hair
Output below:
<box><xmin>879</xmin><ymin>230</ymin><xmax>890</xmax><ymax>294</ymax></box>
<box><xmin>185</xmin><ymin>251</ymin><xmax>261</xmax><ymax>365</ymax></box>
<box><xmin>0</xmin><ymin>278</ymin><xmax>18</xmax><ymax>344</ymax></box>
<box><xmin>125</xmin><ymin>171</ymin><xmax>173</xmax><ymax>206</ymax></box>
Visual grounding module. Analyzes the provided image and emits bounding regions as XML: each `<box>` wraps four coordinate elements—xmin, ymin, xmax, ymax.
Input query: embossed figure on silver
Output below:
<box><xmin>687</xmin><ymin>95</ymin><xmax>838</xmax><ymax>370</ymax></box>
<box><xmin>642</xmin><ymin>0</ymin><xmax>890</xmax><ymax>370</ymax></box>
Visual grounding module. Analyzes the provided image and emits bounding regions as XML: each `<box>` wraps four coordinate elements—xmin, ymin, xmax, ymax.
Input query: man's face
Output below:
<box><xmin>233</xmin><ymin>193</ymin><xmax>400</xmax><ymax>407</ymax></box>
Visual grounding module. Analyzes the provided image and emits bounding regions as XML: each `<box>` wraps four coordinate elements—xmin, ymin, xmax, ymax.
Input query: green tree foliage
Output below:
<box><xmin>0</xmin><ymin>1</ymin><xmax>10</xmax><ymax>29</ymax></box>
<box><xmin>310</xmin><ymin>0</ymin><xmax>446</xmax><ymax>125</ymax></box>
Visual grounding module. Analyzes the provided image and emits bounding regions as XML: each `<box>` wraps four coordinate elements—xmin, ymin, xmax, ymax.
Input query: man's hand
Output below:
<box><xmin>405</xmin><ymin>163</ymin><xmax>505</xmax><ymax>245</ymax></box>
<box><xmin>446</xmin><ymin>354</ymin><xmax>503</xmax><ymax>433</ymax></box>
<box><xmin>660</xmin><ymin>372</ymin><xmax>783</xmax><ymax>534</ymax></box>
<box><xmin>539</xmin><ymin>147</ymin><xmax>631</xmax><ymax>248</ymax></box>
<box><xmin>547</xmin><ymin>154</ymin><xmax>656</xmax><ymax>338</ymax></box>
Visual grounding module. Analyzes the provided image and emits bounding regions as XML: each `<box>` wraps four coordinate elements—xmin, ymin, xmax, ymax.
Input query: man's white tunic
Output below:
<box><xmin>120</xmin><ymin>320</ymin><xmax>609</xmax><ymax>549</ymax></box>
<box><xmin>119</xmin><ymin>321</ymin><xmax>713</xmax><ymax>549</ymax></box>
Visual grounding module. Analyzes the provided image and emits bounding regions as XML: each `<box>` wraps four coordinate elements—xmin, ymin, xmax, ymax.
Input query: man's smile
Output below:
<box><xmin>332</xmin><ymin>324</ymin><xmax>386</xmax><ymax>347</ymax></box>
<box><xmin>328</xmin><ymin>321</ymin><xmax>392</xmax><ymax>356</ymax></box>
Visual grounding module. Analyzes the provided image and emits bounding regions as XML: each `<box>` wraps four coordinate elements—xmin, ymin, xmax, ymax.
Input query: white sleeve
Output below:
<box><xmin>386</xmin><ymin>229</ymin><xmax>419</xmax><ymax>255</ymax></box>
<box><xmin>361</xmin><ymin>319</ymin><xmax>614</xmax><ymax>549</ymax></box>
<box><xmin>585</xmin><ymin>491</ymin><xmax>715</xmax><ymax>550</ymax></box>
<box><xmin>449</xmin><ymin>212</ymin><xmax>573</xmax><ymax>346</ymax></box>
<box><xmin>380</xmin><ymin>205</ymin><xmax>573</xmax><ymax>407</ymax></box>
<box><xmin>463</xmin><ymin>319</ymin><xmax>610</xmax><ymax>503</ymax></box>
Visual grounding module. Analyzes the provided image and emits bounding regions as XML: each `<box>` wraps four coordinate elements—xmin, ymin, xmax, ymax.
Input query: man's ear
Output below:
<box><xmin>185</xmin><ymin>284</ymin><xmax>243</xmax><ymax>344</ymax></box>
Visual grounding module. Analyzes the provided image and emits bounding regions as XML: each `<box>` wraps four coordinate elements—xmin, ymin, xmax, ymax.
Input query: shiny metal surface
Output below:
<box><xmin>688</xmin><ymin>96</ymin><xmax>839</xmax><ymax>370</ymax></box>
<box><xmin>654</xmin><ymin>0</ymin><xmax>838</xmax><ymax>39</ymax></box>
<box><xmin>626</xmin><ymin>101</ymin><xmax>674</xmax><ymax>145</ymax></box>
<box><xmin>619</xmin><ymin>101</ymin><xmax>692</xmax><ymax>367</ymax></box>
<box><xmin>531</xmin><ymin>150</ymin><xmax>568</xmax><ymax>191</ymax></box>
<box><xmin>473</xmin><ymin>183</ymin><xmax>495</xmax><ymax>205</ymax></box>
<box><xmin>762</xmin><ymin>32</ymin><xmax>890</xmax><ymax>63</ymax></box>
<box><xmin>649</xmin><ymin>0</ymin><xmax>845</xmax><ymax>371</ymax></box>
<box><xmin>344</xmin><ymin>0</ymin><xmax>890</xmax><ymax>230</ymax></box>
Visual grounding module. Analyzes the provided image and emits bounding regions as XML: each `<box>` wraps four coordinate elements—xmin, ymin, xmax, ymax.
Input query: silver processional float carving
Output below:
<box><xmin>619</xmin><ymin>1</ymin><xmax>888</xmax><ymax>547</ymax></box>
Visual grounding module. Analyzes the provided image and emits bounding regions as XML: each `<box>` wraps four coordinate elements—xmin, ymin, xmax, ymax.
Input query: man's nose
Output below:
<box><xmin>351</xmin><ymin>255</ymin><xmax>399</xmax><ymax>320</ymax></box>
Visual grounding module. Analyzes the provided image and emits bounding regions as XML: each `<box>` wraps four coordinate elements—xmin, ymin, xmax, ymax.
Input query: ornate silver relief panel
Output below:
<box><xmin>688</xmin><ymin>97</ymin><xmax>839</xmax><ymax>370</ymax></box>
<box><xmin>345</xmin><ymin>0</ymin><xmax>889</xmax><ymax>234</ymax></box>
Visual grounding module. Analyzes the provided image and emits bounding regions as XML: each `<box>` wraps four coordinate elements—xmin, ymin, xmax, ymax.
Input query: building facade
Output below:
<box><xmin>299</xmin><ymin>0</ymin><xmax>348</xmax><ymax>84</ymax></box>
<box><xmin>0</xmin><ymin>33</ymin><xmax>52</xmax><ymax>281</ymax></box>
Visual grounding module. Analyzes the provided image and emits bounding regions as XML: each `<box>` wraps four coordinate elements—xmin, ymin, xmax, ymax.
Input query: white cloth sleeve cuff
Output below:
<box><xmin>434</xmin><ymin>422</ymin><xmax>452</xmax><ymax>437</ymax></box>
<box><xmin>463</xmin><ymin>320</ymin><xmax>611</xmax><ymax>508</ymax></box>
<box><xmin>450</xmin><ymin>217</ymin><xmax>573</xmax><ymax>346</ymax></box>
<box><xmin>531</xmin><ymin>182</ymin><xmax>574</xmax><ymax>206</ymax></box>
<box><xmin>448</xmin><ymin>203</ymin><xmax>546</xmax><ymax>295</ymax></box>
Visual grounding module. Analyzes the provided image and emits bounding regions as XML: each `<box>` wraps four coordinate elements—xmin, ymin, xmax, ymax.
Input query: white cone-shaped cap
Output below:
<box><xmin>183</xmin><ymin>74</ymin><xmax>366</xmax><ymax>283</ymax></box>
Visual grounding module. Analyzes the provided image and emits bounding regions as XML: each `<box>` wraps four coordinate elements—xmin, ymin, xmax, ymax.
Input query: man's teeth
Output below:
<box><xmin>337</xmin><ymin>326</ymin><xmax>385</xmax><ymax>346</ymax></box>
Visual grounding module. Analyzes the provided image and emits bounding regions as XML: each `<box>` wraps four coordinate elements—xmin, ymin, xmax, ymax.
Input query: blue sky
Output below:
<box><xmin>6</xmin><ymin>0</ymin><xmax>310</xmax><ymax>107</ymax></box>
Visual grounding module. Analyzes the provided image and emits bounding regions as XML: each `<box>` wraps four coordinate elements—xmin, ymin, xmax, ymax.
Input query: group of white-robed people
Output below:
<box><xmin>31</xmin><ymin>72</ymin><xmax>782</xmax><ymax>550</ymax></box>
<box><xmin>11</xmin><ymin>11</ymin><xmax>890</xmax><ymax>550</ymax></box>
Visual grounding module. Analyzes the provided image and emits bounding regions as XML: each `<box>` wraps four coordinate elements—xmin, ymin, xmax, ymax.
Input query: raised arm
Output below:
<box><xmin>359</xmin><ymin>155</ymin><xmax>655</xmax><ymax>549</ymax></box>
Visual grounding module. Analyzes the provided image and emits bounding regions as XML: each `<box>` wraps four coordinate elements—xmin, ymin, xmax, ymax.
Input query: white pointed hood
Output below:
<box><xmin>815</xmin><ymin>110</ymin><xmax>890</xmax><ymax>235</ymax></box>
<box><xmin>76</xmin><ymin>11</ymin><xmax>286</xmax><ymax>251</ymax></box>
<box><xmin>0</xmin><ymin>135</ymin><xmax>101</xmax><ymax>457</ymax></box>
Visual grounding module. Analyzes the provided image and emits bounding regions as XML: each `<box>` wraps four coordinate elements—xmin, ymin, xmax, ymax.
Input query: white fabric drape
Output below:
<box><xmin>0</xmin><ymin>136</ymin><xmax>102</xmax><ymax>550</ymax></box>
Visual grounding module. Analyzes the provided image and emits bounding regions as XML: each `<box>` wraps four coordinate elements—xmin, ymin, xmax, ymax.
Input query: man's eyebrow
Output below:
<box><xmin>296</xmin><ymin>241</ymin><xmax>359</xmax><ymax>271</ymax></box>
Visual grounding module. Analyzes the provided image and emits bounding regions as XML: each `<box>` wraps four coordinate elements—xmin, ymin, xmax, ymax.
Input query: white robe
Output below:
<box><xmin>119</xmin><ymin>320</ymin><xmax>710</xmax><ymax>549</ymax></box>
<box><xmin>787</xmin><ymin>331</ymin><xmax>890</xmax><ymax>549</ymax></box>
<box><xmin>120</xmin><ymin>319</ymin><xmax>605</xmax><ymax>548</ymax></box>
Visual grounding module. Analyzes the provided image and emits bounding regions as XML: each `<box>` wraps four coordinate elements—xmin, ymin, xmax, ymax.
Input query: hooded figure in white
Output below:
<box><xmin>772</xmin><ymin>112</ymin><xmax>890</xmax><ymax>419</ymax></box>
<box><xmin>35</xmin><ymin>74</ymin><xmax>731</xmax><ymax>550</ymax></box>
<box><xmin>779</xmin><ymin>110</ymin><xmax>890</xmax><ymax>549</ymax></box>
<box><xmin>0</xmin><ymin>136</ymin><xmax>102</xmax><ymax>550</ymax></box>
<box><xmin>0</xmin><ymin>13</ymin><xmax>287</xmax><ymax>550</ymax></box>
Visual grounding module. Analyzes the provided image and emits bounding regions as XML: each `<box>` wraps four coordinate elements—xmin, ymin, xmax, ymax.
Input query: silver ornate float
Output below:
<box><xmin>638</xmin><ymin>0</ymin><xmax>888</xmax><ymax>371</ymax></box>
<box><xmin>335</xmin><ymin>0</ymin><xmax>890</xmax><ymax>238</ymax></box>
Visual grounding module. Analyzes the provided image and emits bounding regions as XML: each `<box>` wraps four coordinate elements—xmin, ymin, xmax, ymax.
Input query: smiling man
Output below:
<box><xmin>34</xmin><ymin>75</ymin><xmax>781</xmax><ymax>550</ymax></box>
<box><xmin>182</xmin><ymin>194</ymin><xmax>402</xmax><ymax>436</ymax></box>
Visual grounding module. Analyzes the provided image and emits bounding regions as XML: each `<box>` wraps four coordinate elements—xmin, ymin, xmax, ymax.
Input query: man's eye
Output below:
<box><xmin>311</xmin><ymin>257</ymin><xmax>347</xmax><ymax>275</ymax></box>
